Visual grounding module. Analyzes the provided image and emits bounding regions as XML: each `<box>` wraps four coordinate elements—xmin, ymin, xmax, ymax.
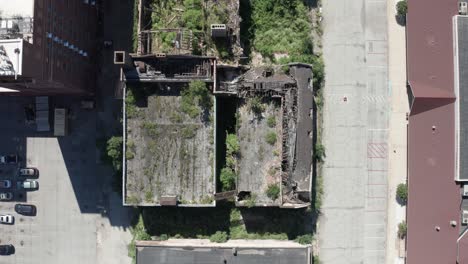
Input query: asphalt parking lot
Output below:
<box><xmin>0</xmin><ymin>96</ymin><xmax>132</xmax><ymax>264</ymax></box>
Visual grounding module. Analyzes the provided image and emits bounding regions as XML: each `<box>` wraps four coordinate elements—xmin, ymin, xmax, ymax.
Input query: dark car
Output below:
<box><xmin>14</xmin><ymin>204</ymin><xmax>36</xmax><ymax>216</ymax></box>
<box><xmin>0</xmin><ymin>244</ymin><xmax>14</xmax><ymax>255</ymax></box>
<box><xmin>0</xmin><ymin>155</ymin><xmax>18</xmax><ymax>164</ymax></box>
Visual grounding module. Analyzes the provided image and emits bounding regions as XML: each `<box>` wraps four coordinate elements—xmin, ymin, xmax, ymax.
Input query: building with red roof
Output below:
<box><xmin>406</xmin><ymin>0</ymin><xmax>468</xmax><ymax>263</ymax></box>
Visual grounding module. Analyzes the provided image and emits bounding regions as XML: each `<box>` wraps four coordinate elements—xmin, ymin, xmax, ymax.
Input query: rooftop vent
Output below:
<box><xmin>211</xmin><ymin>24</ymin><xmax>227</xmax><ymax>38</ymax></box>
<box><xmin>463</xmin><ymin>210</ymin><xmax>468</xmax><ymax>225</ymax></box>
<box><xmin>114</xmin><ymin>51</ymin><xmax>125</xmax><ymax>64</ymax></box>
<box><xmin>459</xmin><ymin>2</ymin><xmax>468</xmax><ymax>15</ymax></box>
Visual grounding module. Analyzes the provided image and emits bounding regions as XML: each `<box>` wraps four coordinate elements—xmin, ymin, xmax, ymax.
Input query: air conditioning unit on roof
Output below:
<box><xmin>459</xmin><ymin>2</ymin><xmax>468</xmax><ymax>15</ymax></box>
<box><xmin>463</xmin><ymin>210</ymin><xmax>468</xmax><ymax>225</ymax></box>
<box><xmin>463</xmin><ymin>185</ymin><xmax>468</xmax><ymax>196</ymax></box>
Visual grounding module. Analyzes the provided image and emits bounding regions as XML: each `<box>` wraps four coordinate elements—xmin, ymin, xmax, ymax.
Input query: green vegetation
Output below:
<box><xmin>181</xmin><ymin>126</ymin><xmax>197</xmax><ymax>139</ymax></box>
<box><xmin>265</xmin><ymin>131</ymin><xmax>277</xmax><ymax>145</ymax></box>
<box><xmin>226</xmin><ymin>133</ymin><xmax>240</xmax><ymax>154</ymax></box>
<box><xmin>266</xmin><ymin>184</ymin><xmax>280</xmax><ymax>200</ymax></box>
<box><xmin>248</xmin><ymin>97</ymin><xmax>265</xmax><ymax>116</ymax></box>
<box><xmin>141</xmin><ymin>122</ymin><xmax>158</xmax><ymax>137</ymax></box>
<box><xmin>221</xmin><ymin>133</ymin><xmax>239</xmax><ymax>191</ymax></box>
<box><xmin>209</xmin><ymin>231</ymin><xmax>228</xmax><ymax>243</ymax></box>
<box><xmin>181</xmin><ymin>80</ymin><xmax>213</xmax><ymax>119</ymax></box>
<box><xmin>135</xmin><ymin>202</ymin><xmax>311</xmax><ymax>242</ymax></box>
<box><xmin>132</xmin><ymin>0</ymin><xmax>139</xmax><ymax>52</ymax></box>
<box><xmin>145</xmin><ymin>190</ymin><xmax>154</xmax><ymax>203</ymax></box>
<box><xmin>396</xmin><ymin>183</ymin><xmax>408</xmax><ymax>204</ymax></box>
<box><xmin>220</xmin><ymin>168</ymin><xmax>236</xmax><ymax>191</ymax></box>
<box><xmin>245</xmin><ymin>194</ymin><xmax>257</xmax><ymax>208</ymax></box>
<box><xmin>295</xmin><ymin>234</ymin><xmax>313</xmax><ymax>245</ymax></box>
<box><xmin>398</xmin><ymin>221</ymin><xmax>407</xmax><ymax>238</ymax></box>
<box><xmin>106</xmin><ymin>136</ymin><xmax>123</xmax><ymax>171</ymax></box>
<box><xmin>313</xmin><ymin>256</ymin><xmax>321</xmax><ymax>264</ymax></box>
<box><xmin>314</xmin><ymin>174</ymin><xmax>324</xmax><ymax>213</ymax></box>
<box><xmin>314</xmin><ymin>144</ymin><xmax>326</xmax><ymax>162</ymax></box>
<box><xmin>249</xmin><ymin>0</ymin><xmax>312</xmax><ymax>59</ymax></box>
<box><xmin>267</xmin><ymin>116</ymin><xmax>276</xmax><ymax>128</ymax></box>
<box><xmin>396</xmin><ymin>0</ymin><xmax>408</xmax><ymax>16</ymax></box>
<box><xmin>126</xmin><ymin>89</ymin><xmax>139</xmax><ymax>118</ymax></box>
<box><xmin>128</xmin><ymin>215</ymin><xmax>152</xmax><ymax>263</ymax></box>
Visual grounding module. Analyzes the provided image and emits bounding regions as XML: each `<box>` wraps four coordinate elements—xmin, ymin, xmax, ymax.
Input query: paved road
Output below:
<box><xmin>318</xmin><ymin>0</ymin><xmax>389</xmax><ymax>263</ymax></box>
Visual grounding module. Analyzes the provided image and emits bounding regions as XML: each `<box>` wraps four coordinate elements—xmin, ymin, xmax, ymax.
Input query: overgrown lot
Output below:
<box><xmin>125</xmin><ymin>81</ymin><xmax>215</xmax><ymax>205</ymax></box>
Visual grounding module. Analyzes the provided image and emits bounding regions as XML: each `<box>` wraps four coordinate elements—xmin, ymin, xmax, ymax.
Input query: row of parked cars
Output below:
<box><xmin>0</xmin><ymin>168</ymin><xmax>39</xmax><ymax>201</ymax></box>
<box><xmin>0</xmin><ymin>161</ymin><xmax>39</xmax><ymax>256</ymax></box>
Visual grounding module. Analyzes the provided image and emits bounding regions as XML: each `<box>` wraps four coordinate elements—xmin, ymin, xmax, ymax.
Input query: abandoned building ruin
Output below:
<box><xmin>119</xmin><ymin>0</ymin><xmax>314</xmax><ymax>208</ymax></box>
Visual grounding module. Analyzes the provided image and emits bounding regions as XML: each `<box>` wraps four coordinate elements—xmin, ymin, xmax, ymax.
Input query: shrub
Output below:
<box><xmin>245</xmin><ymin>194</ymin><xmax>257</xmax><ymax>208</ymax></box>
<box><xmin>267</xmin><ymin>116</ymin><xmax>276</xmax><ymax>128</ymax></box>
<box><xmin>107</xmin><ymin>136</ymin><xmax>123</xmax><ymax>171</ymax></box>
<box><xmin>220</xmin><ymin>167</ymin><xmax>236</xmax><ymax>191</ymax></box>
<box><xmin>396</xmin><ymin>0</ymin><xmax>408</xmax><ymax>16</ymax></box>
<box><xmin>181</xmin><ymin>126</ymin><xmax>197</xmax><ymax>139</ymax></box>
<box><xmin>226</xmin><ymin>133</ymin><xmax>240</xmax><ymax>155</ymax></box>
<box><xmin>248</xmin><ymin>97</ymin><xmax>265</xmax><ymax>116</ymax></box>
<box><xmin>396</xmin><ymin>183</ymin><xmax>408</xmax><ymax>204</ymax></box>
<box><xmin>181</xmin><ymin>80</ymin><xmax>212</xmax><ymax>119</ymax></box>
<box><xmin>266</xmin><ymin>184</ymin><xmax>280</xmax><ymax>200</ymax></box>
<box><xmin>295</xmin><ymin>234</ymin><xmax>313</xmax><ymax>245</ymax></box>
<box><xmin>398</xmin><ymin>221</ymin><xmax>407</xmax><ymax>238</ymax></box>
<box><xmin>209</xmin><ymin>231</ymin><xmax>228</xmax><ymax>243</ymax></box>
<box><xmin>265</xmin><ymin>132</ymin><xmax>277</xmax><ymax>145</ymax></box>
<box><xmin>314</xmin><ymin>144</ymin><xmax>326</xmax><ymax>162</ymax></box>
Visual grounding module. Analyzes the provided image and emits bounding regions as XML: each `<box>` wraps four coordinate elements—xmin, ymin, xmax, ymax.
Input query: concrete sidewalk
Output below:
<box><xmin>385</xmin><ymin>0</ymin><xmax>409</xmax><ymax>263</ymax></box>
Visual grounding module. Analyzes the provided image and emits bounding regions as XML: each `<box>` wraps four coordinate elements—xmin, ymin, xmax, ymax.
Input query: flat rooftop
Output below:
<box><xmin>406</xmin><ymin>0</ymin><xmax>467</xmax><ymax>263</ymax></box>
<box><xmin>0</xmin><ymin>39</ymin><xmax>24</xmax><ymax>76</ymax></box>
<box><xmin>0</xmin><ymin>0</ymin><xmax>34</xmax><ymax>17</ymax></box>
<box><xmin>456</xmin><ymin>15</ymin><xmax>468</xmax><ymax>182</ymax></box>
<box><xmin>124</xmin><ymin>83</ymin><xmax>215</xmax><ymax>206</ymax></box>
<box><xmin>135</xmin><ymin>239</ymin><xmax>311</xmax><ymax>264</ymax></box>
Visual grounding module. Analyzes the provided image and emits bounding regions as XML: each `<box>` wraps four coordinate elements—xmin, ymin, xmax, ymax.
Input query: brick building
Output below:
<box><xmin>0</xmin><ymin>0</ymin><xmax>99</xmax><ymax>95</ymax></box>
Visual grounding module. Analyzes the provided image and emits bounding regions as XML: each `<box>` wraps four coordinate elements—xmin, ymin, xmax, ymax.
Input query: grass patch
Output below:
<box><xmin>220</xmin><ymin>167</ymin><xmax>236</xmax><ymax>191</ymax></box>
<box><xmin>265</xmin><ymin>184</ymin><xmax>280</xmax><ymax>200</ymax></box>
<box><xmin>265</xmin><ymin>131</ymin><xmax>277</xmax><ymax>145</ymax></box>
<box><xmin>209</xmin><ymin>231</ymin><xmax>228</xmax><ymax>243</ymax></box>
<box><xmin>295</xmin><ymin>234</ymin><xmax>313</xmax><ymax>245</ymax></box>
<box><xmin>267</xmin><ymin>116</ymin><xmax>276</xmax><ymax>128</ymax></box>
<box><xmin>128</xmin><ymin>214</ymin><xmax>151</xmax><ymax>264</ymax></box>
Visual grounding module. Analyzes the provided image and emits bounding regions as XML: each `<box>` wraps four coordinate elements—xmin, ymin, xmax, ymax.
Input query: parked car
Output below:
<box><xmin>14</xmin><ymin>204</ymin><xmax>36</xmax><ymax>216</ymax></box>
<box><xmin>0</xmin><ymin>155</ymin><xmax>18</xmax><ymax>164</ymax></box>
<box><xmin>17</xmin><ymin>180</ymin><xmax>38</xmax><ymax>190</ymax></box>
<box><xmin>0</xmin><ymin>244</ymin><xmax>14</xmax><ymax>255</ymax></box>
<box><xmin>0</xmin><ymin>180</ymin><xmax>11</xmax><ymax>188</ymax></box>
<box><xmin>0</xmin><ymin>214</ymin><xmax>14</xmax><ymax>224</ymax></box>
<box><xmin>0</xmin><ymin>192</ymin><xmax>12</xmax><ymax>201</ymax></box>
<box><xmin>18</xmin><ymin>168</ymin><xmax>39</xmax><ymax>178</ymax></box>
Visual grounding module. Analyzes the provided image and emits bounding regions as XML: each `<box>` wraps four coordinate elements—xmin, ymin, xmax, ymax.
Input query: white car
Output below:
<box><xmin>18</xmin><ymin>168</ymin><xmax>39</xmax><ymax>177</ymax></box>
<box><xmin>0</xmin><ymin>215</ymin><xmax>13</xmax><ymax>224</ymax></box>
<box><xmin>17</xmin><ymin>180</ymin><xmax>38</xmax><ymax>190</ymax></box>
<box><xmin>0</xmin><ymin>192</ymin><xmax>12</xmax><ymax>201</ymax></box>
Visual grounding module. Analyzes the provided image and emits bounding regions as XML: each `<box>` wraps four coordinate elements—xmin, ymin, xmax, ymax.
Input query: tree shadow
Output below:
<box><xmin>395</xmin><ymin>15</ymin><xmax>406</xmax><ymax>26</ymax></box>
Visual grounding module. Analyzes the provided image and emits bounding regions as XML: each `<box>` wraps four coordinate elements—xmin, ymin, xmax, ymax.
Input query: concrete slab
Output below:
<box><xmin>319</xmin><ymin>0</ymin><xmax>389</xmax><ymax>262</ymax></box>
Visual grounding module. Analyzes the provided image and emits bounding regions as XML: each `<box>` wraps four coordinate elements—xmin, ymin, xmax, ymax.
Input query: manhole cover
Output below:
<box><xmin>20</xmin><ymin>241</ymin><xmax>24</xmax><ymax>246</ymax></box>
<box><xmin>19</xmin><ymin>218</ymin><xmax>24</xmax><ymax>222</ymax></box>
